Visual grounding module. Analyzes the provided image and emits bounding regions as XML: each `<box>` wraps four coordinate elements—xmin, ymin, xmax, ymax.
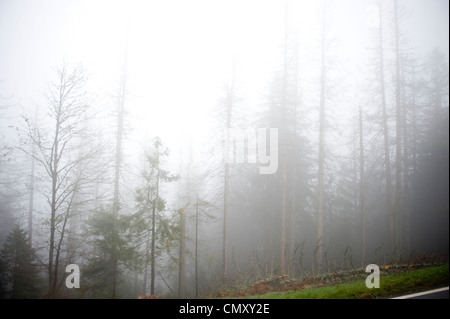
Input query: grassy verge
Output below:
<box><xmin>240</xmin><ymin>264</ymin><xmax>449</xmax><ymax>299</ymax></box>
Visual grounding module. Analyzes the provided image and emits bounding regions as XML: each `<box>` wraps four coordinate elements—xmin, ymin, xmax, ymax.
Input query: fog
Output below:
<box><xmin>0</xmin><ymin>0</ymin><xmax>448</xmax><ymax>299</ymax></box>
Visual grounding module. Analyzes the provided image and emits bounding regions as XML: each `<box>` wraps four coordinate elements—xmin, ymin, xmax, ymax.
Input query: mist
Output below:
<box><xmin>0</xmin><ymin>0</ymin><xmax>448</xmax><ymax>299</ymax></box>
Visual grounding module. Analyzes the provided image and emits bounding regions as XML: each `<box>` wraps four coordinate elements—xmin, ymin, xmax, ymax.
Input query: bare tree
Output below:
<box><xmin>111</xmin><ymin>51</ymin><xmax>128</xmax><ymax>299</ymax></box>
<box><xmin>393</xmin><ymin>1</ymin><xmax>403</xmax><ymax>251</ymax></box>
<box><xmin>223</xmin><ymin>74</ymin><xmax>233</xmax><ymax>284</ymax></box>
<box><xmin>21</xmin><ymin>63</ymin><xmax>100</xmax><ymax>298</ymax></box>
<box><xmin>376</xmin><ymin>1</ymin><xmax>395</xmax><ymax>252</ymax></box>
<box><xmin>359</xmin><ymin>105</ymin><xmax>366</xmax><ymax>265</ymax></box>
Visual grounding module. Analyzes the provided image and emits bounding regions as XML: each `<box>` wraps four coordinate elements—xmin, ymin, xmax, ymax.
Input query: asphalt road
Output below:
<box><xmin>391</xmin><ymin>286</ymin><xmax>449</xmax><ymax>299</ymax></box>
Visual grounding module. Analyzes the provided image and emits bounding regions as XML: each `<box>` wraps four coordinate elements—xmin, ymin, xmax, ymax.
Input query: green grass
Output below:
<box><xmin>243</xmin><ymin>264</ymin><xmax>449</xmax><ymax>299</ymax></box>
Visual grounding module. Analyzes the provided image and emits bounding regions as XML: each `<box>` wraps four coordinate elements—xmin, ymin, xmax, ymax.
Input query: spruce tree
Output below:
<box><xmin>0</xmin><ymin>225</ymin><xmax>40</xmax><ymax>298</ymax></box>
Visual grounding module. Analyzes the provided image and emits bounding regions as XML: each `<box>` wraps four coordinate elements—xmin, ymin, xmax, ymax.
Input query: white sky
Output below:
<box><xmin>1</xmin><ymin>0</ymin><xmax>449</xmax><ymax>167</ymax></box>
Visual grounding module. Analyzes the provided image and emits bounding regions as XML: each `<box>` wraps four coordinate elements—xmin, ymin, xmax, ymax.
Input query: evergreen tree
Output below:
<box><xmin>134</xmin><ymin>137</ymin><xmax>179</xmax><ymax>296</ymax></box>
<box><xmin>82</xmin><ymin>208</ymin><xmax>136</xmax><ymax>298</ymax></box>
<box><xmin>0</xmin><ymin>225</ymin><xmax>40</xmax><ymax>298</ymax></box>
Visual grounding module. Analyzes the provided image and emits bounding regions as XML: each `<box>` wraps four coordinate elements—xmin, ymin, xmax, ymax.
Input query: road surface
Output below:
<box><xmin>391</xmin><ymin>286</ymin><xmax>449</xmax><ymax>299</ymax></box>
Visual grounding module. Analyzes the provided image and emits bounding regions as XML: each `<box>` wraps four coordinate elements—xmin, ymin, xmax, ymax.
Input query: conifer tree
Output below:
<box><xmin>0</xmin><ymin>225</ymin><xmax>40</xmax><ymax>298</ymax></box>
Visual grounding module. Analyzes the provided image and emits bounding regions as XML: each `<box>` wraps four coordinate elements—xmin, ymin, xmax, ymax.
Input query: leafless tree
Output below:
<box><xmin>21</xmin><ymin>63</ymin><xmax>102</xmax><ymax>298</ymax></box>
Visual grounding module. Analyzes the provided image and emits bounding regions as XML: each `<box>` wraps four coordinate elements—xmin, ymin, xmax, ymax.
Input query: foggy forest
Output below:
<box><xmin>0</xmin><ymin>0</ymin><xmax>448</xmax><ymax>299</ymax></box>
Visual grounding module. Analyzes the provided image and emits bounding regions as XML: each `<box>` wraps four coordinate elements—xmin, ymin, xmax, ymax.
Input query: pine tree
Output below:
<box><xmin>82</xmin><ymin>208</ymin><xmax>136</xmax><ymax>298</ymax></box>
<box><xmin>0</xmin><ymin>225</ymin><xmax>41</xmax><ymax>298</ymax></box>
<box><xmin>134</xmin><ymin>137</ymin><xmax>179</xmax><ymax>296</ymax></box>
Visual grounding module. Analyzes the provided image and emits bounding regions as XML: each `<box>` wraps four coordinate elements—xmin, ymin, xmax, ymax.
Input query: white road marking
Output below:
<box><xmin>391</xmin><ymin>286</ymin><xmax>449</xmax><ymax>299</ymax></box>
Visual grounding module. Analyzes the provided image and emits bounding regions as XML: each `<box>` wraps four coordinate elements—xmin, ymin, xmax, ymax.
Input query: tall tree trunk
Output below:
<box><xmin>178</xmin><ymin>208</ymin><xmax>186</xmax><ymax>298</ymax></box>
<box><xmin>316</xmin><ymin>6</ymin><xmax>326</xmax><ymax>271</ymax></box>
<box><xmin>264</xmin><ymin>196</ymin><xmax>274</xmax><ymax>276</ymax></box>
<box><xmin>223</xmin><ymin>161</ymin><xmax>229</xmax><ymax>284</ymax></box>
<box><xmin>289</xmin><ymin>173</ymin><xmax>296</xmax><ymax>275</ymax></box>
<box><xmin>290</xmin><ymin>14</ymin><xmax>300</xmax><ymax>270</ymax></box>
<box><xmin>401</xmin><ymin>59</ymin><xmax>414</xmax><ymax>255</ymax></box>
<box><xmin>378</xmin><ymin>4</ymin><xmax>395</xmax><ymax>252</ymax></box>
<box><xmin>151</xmin><ymin>155</ymin><xmax>160</xmax><ymax>296</ymax></box>
<box><xmin>28</xmin><ymin>110</ymin><xmax>37</xmax><ymax>245</ymax></box>
<box><xmin>111</xmin><ymin>36</ymin><xmax>128</xmax><ymax>299</ymax></box>
<box><xmin>393</xmin><ymin>0</ymin><xmax>403</xmax><ymax>254</ymax></box>
<box><xmin>222</xmin><ymin>68</ymin><xmax>234</xmax><ymax>284</ymax></box>
<box><xmin>405</xmin><ymin>68</ymin><xmax>420</xmax><ymax>254</ymax></box>
<box><xmin>359</xmin><ymin>105</ymin><xmax>366</xmax><ymax>266</ymax></box>
<box><xmin>143</xmin><ymin>233</ymin><xmax>150</xmax><ymax>294</ymax></box>
<box><xmin>48</xmin><ymin>93</ymin><xmax>62</xmax><ymax>298</ymax></box>
<box><xmin>281</xmin><ymin>153</ymin><xmax>287</xmax><ymax>275</ymax></box>
<box><xmin>402</xmin><ymin>101</ymin><xmax>411</xmax><ymax>254</ymax></box>
<box><xmin>28</xmin><ymin>160</ymin><xmax>35</xmax><ymax>241</ymax></box>
<box><xmin>279</xmin><ymin>0</ymin><xmax>289</xmax><ymax>276</ymax></box>
<box><xmin>195</xmin><ymin>194</ymin><xmax>199</xmax><ymax>298</ymax></box>
<box><xmin>52</xmin><ymin>197</ymin><xmax>73</xmax><ymax>295</ymax></box>
<box><xmin>288</xmin><ymin>44</ymin><xmax>299</xmax><ymax>276</ymax></box>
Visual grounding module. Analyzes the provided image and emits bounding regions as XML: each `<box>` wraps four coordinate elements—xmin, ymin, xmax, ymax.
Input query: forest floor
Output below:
<box><xmin>213</xmin><ymin>255</ymin><xmax>449</xmax><ymax>299</ymax></box>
